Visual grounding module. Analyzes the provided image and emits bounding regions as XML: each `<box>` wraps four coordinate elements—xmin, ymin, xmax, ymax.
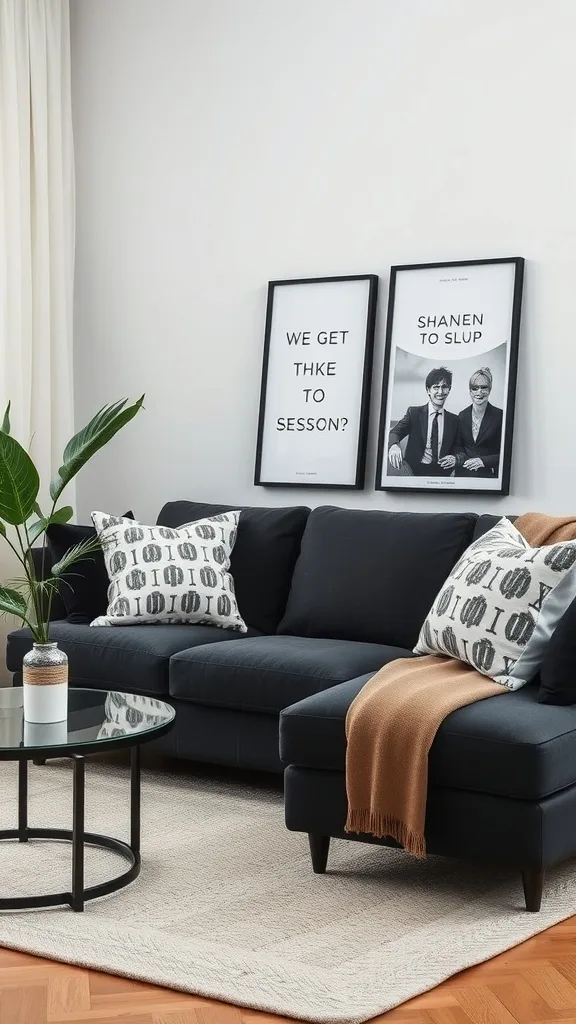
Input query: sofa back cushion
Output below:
<box><xmin>277</xmin><ymin>506</ymin><xmax>477</xmax><ymax>648</ymax></box>
<box><xmin>156</xmin><ymin>501</ymin><xmax>310</xmax><ymax>634</ymax></box>
<box><xmin>538</xmin><ymin>596</ymin><xmax>576</xmax><ymax>705</ymax></box>
<box><xmin>472</xmin><ymin>514</ymin><xmax>516</xmax><ymax>541</ymax></box>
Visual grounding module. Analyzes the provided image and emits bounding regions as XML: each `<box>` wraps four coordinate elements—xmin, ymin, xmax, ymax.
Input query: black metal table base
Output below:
<box><xmin>0</xmin><ymin>746</ymin><xmax>141</xmax><ymax>912</ymax></box>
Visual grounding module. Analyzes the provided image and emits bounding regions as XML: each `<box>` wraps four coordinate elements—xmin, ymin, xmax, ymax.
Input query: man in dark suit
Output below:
<box><xmin>388</xmin><ymin>367</ymin><xmax>460</xmax><ymax>476</ymax></box>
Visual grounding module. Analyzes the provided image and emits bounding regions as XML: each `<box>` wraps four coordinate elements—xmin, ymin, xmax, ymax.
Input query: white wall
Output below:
<box><xmin>71</xmin><ymin>0</ymin><xmax>576</xmax><ymax>523</ymax></box>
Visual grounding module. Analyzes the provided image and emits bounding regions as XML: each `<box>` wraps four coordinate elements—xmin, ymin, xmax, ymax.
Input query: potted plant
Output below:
<box><xmin>0</xmin><ymin>396</ymin><xmax>144</xmax><ymax>723</ymax></box>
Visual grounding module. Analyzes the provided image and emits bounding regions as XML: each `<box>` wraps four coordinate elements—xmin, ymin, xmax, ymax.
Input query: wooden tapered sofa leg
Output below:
<box><xmin>308</xmin><ymin>833</ymin><xmax>330</xmax><ymax>874</ymax></box>
<box><xmin>32</xmin><ymin>758</ymin><xmax>46</xmax><ymax>766</ymax></box>
<box><xmin>522</xmin><ymin>868</ymin><xmax>544</xmax><ymax>912</ymax></box>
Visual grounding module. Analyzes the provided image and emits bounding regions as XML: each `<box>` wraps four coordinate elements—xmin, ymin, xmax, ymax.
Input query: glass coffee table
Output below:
<box><xmin>0</xmin><ymin>687</ymin><xmax>174</xmax><ymax>912</ymax></box>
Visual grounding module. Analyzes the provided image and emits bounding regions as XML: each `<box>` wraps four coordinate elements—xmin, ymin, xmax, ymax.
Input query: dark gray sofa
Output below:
<box><xmin>6</xmin><ymin>501</ymin><xmax>576</xmax><ymax>911</ymax></box>
<box><xmin>7</xmin><ymin>500</ymin><xmax>477</xmax><ymax>772</ymax></box>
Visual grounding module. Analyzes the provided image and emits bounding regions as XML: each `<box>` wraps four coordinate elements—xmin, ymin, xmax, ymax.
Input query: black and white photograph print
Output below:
<box><xmin>375</xmin><ymin>258</ymin><xmax>524</xmax><ymax>495</ymax></box>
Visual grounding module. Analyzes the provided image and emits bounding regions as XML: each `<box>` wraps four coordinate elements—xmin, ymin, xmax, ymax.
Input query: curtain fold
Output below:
<box><xmin>0</xmin><ymin>0</ymin><xmax>75</xmax><ymax>679</ymax></box>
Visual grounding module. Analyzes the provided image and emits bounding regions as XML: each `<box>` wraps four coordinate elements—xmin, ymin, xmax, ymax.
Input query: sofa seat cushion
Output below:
<box><xmin>278</xmin><ymin>506</ymin><xmax>477</xmax><ymax>648</ymax></box>
<box><xmin>169</xmin><ymin>635</ymin><xmax>413</xmax><ymax>713</ymax></box>
<box><xmin>6</xmin><ymin>622</ymin><xmax>262</xmax><ymax>697</ymax></box>
<box><xmin>280</xmin><ymin>676</ymin><xmax>576</xmax><ymax>800</ymax></box>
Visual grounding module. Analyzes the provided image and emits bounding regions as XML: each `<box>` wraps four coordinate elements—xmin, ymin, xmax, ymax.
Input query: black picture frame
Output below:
<box><xmin>375</xmin><ymin>257</ymin><xmax>524</xmax><ymax>496</ymax></box>
<box><xmin>254</xmin><ymin>274</ymin><xmax>378</xmax><ymax>489</ymax></box>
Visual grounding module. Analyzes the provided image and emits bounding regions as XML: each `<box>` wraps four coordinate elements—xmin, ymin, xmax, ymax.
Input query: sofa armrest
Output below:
<box><xmin>279</xmin><ymin>674</ymin><xmax>372</xmax><ymax>769</ymax></box>
<box><xmin>28</xmin><ymin>546</ymin><xmax>67</xmax><ymax>621</ymax></box>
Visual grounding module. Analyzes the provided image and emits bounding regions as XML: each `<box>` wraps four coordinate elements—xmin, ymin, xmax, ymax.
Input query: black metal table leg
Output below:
<box><xmin>130</xmin><ymin>745</ymin><xmax>141</xmax><ymax>859</ymax></box>
<box><xmin>0</xmin><ymin>740</ymin><xmax>149</xmax><ymax>911</ymax></box>
<box><xmin>18</xmin><ymin>760</ymin><xmax>28</xmax><ymax>843</ymax></box>
<box><xmin>71</xmin><ymin>755</ymin><xmax>85</xmax><ymax>912</ymax></box>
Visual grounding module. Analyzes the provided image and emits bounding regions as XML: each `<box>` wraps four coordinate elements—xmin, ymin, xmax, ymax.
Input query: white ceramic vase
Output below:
<box><xmin>22</xmin><ymin>642</ymin><xmax>69</xmax><ymax>724</ymax></box>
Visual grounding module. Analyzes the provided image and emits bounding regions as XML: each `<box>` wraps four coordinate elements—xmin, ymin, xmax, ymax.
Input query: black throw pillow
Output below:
<box><xmin>157</xmin><ymin>500</ymin><xmax>310</xmax><ymax>634</ymax></box>
<box><xmin>538</xmin><ymin>596</ymin><xmax>576</xmax><ymax>705</ymax></box>
<box><xmin>47</xmin><ymin>511</ymin><xmax>134</xmax><ymax>624</ymax></box>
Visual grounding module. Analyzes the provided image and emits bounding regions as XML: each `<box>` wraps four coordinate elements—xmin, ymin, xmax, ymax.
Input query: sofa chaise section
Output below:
<box><xmin>280</xmin><ymin>674</ymin><xmax>576</xmax><ymax>910</ymax></box>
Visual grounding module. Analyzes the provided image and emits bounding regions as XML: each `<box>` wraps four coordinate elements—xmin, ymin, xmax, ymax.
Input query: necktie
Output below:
<box><xmin>430</xmin><ymin>411</ymin><xmax>439</xmax><ymax>463</ymax></box>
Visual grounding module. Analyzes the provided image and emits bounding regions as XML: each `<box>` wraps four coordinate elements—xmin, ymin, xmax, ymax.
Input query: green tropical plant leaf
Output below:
<box><xmin>0</xmin><ymin>586</ymin><xmax>28</xmax><ymax>621</ymax></box>
<box><xmin>1</xmin><ymin>402</ymin><xmax>11</xmax><ymax>434</ymax></box>
<box><xmin>50</xmin><ymin>535</ymin><xmax>103</xmax><ymax>577</ymax></box>
<box><xmin>50</xmin><ymin>396</ymin><xmax>145</xmax><ymax>501</ymax></box>
<box><xmin>27</xmin><ymin>519</ymin><xmax>47</xmax><ymax>546</ymax></box>
<box><xmin>50</xmin><ymin>505</ymin><xmax>74</xmax><ymax>526</ymax></box>
<box><xmin>28</xmin><ymin>505</ymin><xmax>74</xmax><ymax>547</ymax></box>
<box><xmin>0</xmin><ymin>521</ymin><xmax>5</xmax><ymax>537</ymax></box>
<box><xmin>0</xmin><ymin>431</ymin><xmax>40</xmax><ymax>525</ymax></box>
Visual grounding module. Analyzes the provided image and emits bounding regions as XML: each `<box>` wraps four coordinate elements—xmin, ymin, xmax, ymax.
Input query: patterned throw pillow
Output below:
<box><xmin>414</xmin><ymin>517</ymin><xmax>576</xmax><ymax>689</ymax></box>
<box><xmin>90</xmin><ymin>511</ymin><xmax>247</xmax><ymax>632</ymax></box>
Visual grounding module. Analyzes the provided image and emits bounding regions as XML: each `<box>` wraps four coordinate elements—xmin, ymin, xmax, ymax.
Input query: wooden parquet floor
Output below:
<box><xmin>1</xmin><ymin>916</ymin><xmax>576</xmax><ymax>1024</ymax></box>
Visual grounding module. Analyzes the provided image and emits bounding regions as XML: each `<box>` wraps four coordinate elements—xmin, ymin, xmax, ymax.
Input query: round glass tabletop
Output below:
<box><xmin>0</xmin><ymin>688</ymin><xmax>175</xmax><ymax>756</ymax></box>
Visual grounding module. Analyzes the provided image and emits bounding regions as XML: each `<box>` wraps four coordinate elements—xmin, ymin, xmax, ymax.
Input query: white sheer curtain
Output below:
<box><xmin>0</xmin><ymin>0</ymin><xmax>75</xmax><ymax>680</ymax></box>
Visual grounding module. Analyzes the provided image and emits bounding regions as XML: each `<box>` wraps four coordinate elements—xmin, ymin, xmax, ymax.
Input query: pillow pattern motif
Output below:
<box><xmin>98</xmin><ymin>693</ymin><xmax>168</xmax><ymax>739</ymax></box>
<box><xmin>414</xmin><ymin>517</ymin><xmax>576</xmax><ymax>689</ymax></box>
<box><xmin>90</xmin><ymin>511</ymin><xmax>247</xmax><ymax>632</ymax></box>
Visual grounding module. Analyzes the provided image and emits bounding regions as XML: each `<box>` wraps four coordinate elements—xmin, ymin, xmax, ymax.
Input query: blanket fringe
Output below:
<box><xmin>345</xmin><ymin>810</ymin><xmax>426</xmax><ymax>858</ymax></box>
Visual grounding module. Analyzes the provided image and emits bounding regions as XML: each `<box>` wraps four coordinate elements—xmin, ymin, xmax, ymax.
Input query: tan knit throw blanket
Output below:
<box><xmin>344</xmin><ymin>512</ymin><xmax>576</xmax><ymax>857</ymax></box>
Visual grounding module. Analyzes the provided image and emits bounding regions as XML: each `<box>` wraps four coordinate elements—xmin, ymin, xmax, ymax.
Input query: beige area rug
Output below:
<box><xmin>0</xmin><ymin>761</ymin><xmax>575</xmax><ymax>1024</ymax></box>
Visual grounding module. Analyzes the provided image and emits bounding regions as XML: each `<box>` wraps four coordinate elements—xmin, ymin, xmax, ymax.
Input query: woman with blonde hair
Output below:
<box><xmin>455</xmin><ymin>367</ymin><xmax>503</xmax><ymax>479</ymax></box>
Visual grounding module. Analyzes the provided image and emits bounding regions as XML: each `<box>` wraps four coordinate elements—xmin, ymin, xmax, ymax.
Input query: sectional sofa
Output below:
<box><xmin>7</xmin><ymin>499</ymin><xmax>576</xmax><ymax>911</ymax></box>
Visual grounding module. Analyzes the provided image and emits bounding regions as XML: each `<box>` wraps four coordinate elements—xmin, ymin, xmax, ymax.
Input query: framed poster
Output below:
<box><xmin>254</xmin><ymin>274</ymin><xmax>378</xmax><ymax>488</ymax></box>
<box><xmin>375</xmin><ymin>257</ymin><xmax>524</xmax><ymax>495</ymax></box>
